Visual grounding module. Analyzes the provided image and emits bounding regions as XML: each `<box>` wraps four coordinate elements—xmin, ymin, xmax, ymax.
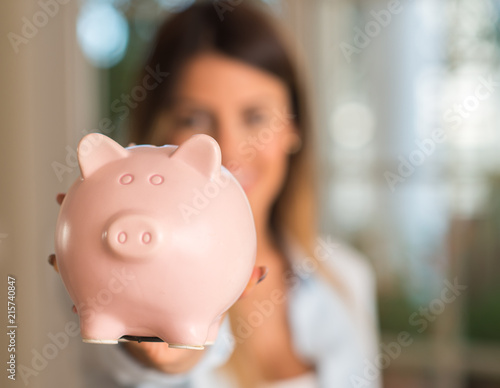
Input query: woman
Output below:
<box><xmin>66</xmin><ymin>1</ymin><xmax>380</xmax><ymax>387</ymax></box>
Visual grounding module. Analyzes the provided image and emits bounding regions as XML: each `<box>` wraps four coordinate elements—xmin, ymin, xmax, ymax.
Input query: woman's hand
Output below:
<box><xmin>121</xmin><ymin>340</ymin><xmax>207</xmax><ymax>374</ymax></box>
<box><xmin>49</xmin><ymin>192</ymin><xmax>268</xmax><ymax>375</ymax></box>
<box><xmin>120</xmin><ymin>265</ymin><xmax>267</xmax><ymax>374</ymax></box>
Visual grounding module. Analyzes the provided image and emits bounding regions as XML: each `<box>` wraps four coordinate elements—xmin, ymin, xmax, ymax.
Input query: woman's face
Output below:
<box><xmin>153</xmin><ymin>52</ymin><xmax>298</xmax><ymax>224</ymax></box>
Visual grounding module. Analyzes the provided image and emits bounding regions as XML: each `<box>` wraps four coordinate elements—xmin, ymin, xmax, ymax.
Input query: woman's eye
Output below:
<box><xmin>178</xmin><ymin>116</ymin><xmax>196</xmax><ymax>126</ymax></box>
<box><xmin>175</xmin><ymin>112</ymin><xmax>212</xmax><ymax>131</ymax></box>
<box><xmin>245</xmin><ymin>111</ymin><xmax>270</xmax><ymax>127</ymax></box>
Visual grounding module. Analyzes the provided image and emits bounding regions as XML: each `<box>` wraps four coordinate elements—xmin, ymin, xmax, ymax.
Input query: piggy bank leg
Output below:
<box><xmin>168</xmin><ymin>343</ymin><xmax>205</xmax><ymax>350</ymax></box>
<box><xmin>205</xmin><ymin>315</ymin><xmax>224</xmax><ymax>345</ymax></box>
<box><xmin>80</xmin><ymin>314</ymin><xmax>124</xmax><ymax>344</ymax></box>
<box><xmin>157</xmin><ymin>321</ymin><xmax>209</xmax><ymax>350</ymax></box>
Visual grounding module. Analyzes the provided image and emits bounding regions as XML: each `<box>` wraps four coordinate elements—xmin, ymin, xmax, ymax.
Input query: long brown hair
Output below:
<box><xmin>128</xmin><ymin>1</ymin><xmax>344</xmax><ymax>386</ymax></box>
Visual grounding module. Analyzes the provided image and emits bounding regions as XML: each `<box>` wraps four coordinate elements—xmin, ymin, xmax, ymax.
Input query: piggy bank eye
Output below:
<box><xmin>150</xmin><ymin>174</ymin><xmax>164</xmax><ymax>185</ymax></box>
<box><xmin>119</xmin><ymin>174</ymin><xmax>134</xmax><ymax>185</ymax></box>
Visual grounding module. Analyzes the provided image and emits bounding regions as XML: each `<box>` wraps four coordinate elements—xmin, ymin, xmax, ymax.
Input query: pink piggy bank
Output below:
<box><xmin>54</xmin><ymin>133</ymin><xmax>256</xmax><ymax>349</ymax></box>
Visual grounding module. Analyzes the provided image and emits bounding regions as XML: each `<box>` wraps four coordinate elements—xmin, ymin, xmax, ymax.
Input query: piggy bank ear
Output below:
<box><xmin>78</xmin><ymin>133</ymin><xmax>128</xmax><ymax>179</ymax></box>
<box><xmin>171</xmin><ymin>134</ymin><xmax>221</xmax><ymax>180</ymax></box>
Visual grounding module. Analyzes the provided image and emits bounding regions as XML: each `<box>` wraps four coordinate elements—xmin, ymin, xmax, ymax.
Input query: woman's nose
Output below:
<box><xmin>214</xmin><ymin>123</ymin><xmax>246</xmax><ymax>171</ymax></box>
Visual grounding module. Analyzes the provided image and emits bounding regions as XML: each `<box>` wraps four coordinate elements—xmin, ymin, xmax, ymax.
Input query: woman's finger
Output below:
<box><xmin>256</xmin><ymin>266</ymin><xmax>269</xmax><ymax>284</ymax></box>
<box><xmin>239</xmin><ymin>266</ymin><xmax>268</xmax><ymax>300</ymax></box>
<box><xmin>48</xmin><ymin>254</ymin><xmax>59</xmax><ymax>273</ymax></box>
<box><xmin>56</xmin><ymin>193</ymin><xmax>66</xmax><ymax>205</ymax></box>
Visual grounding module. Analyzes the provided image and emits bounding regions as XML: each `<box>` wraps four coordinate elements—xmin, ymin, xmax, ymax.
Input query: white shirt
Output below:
<box><xmin>87</xmin><ymin>234</ymin><xmax>381</xmax><ymax>388</ymax></box>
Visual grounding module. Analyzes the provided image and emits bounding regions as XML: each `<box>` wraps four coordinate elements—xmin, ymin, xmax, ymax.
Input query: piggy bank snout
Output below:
<box><xmin>104</xmin><ymin>213</ymin><xmax>162</xmax><ymax>259</ymax></box>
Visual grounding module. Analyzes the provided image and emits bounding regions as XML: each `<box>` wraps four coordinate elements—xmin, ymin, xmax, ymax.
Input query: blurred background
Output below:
<box><xmin>1</xmin><ymin>0</ymin><xmax>499</xmax><ymax>387</ymax></box>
